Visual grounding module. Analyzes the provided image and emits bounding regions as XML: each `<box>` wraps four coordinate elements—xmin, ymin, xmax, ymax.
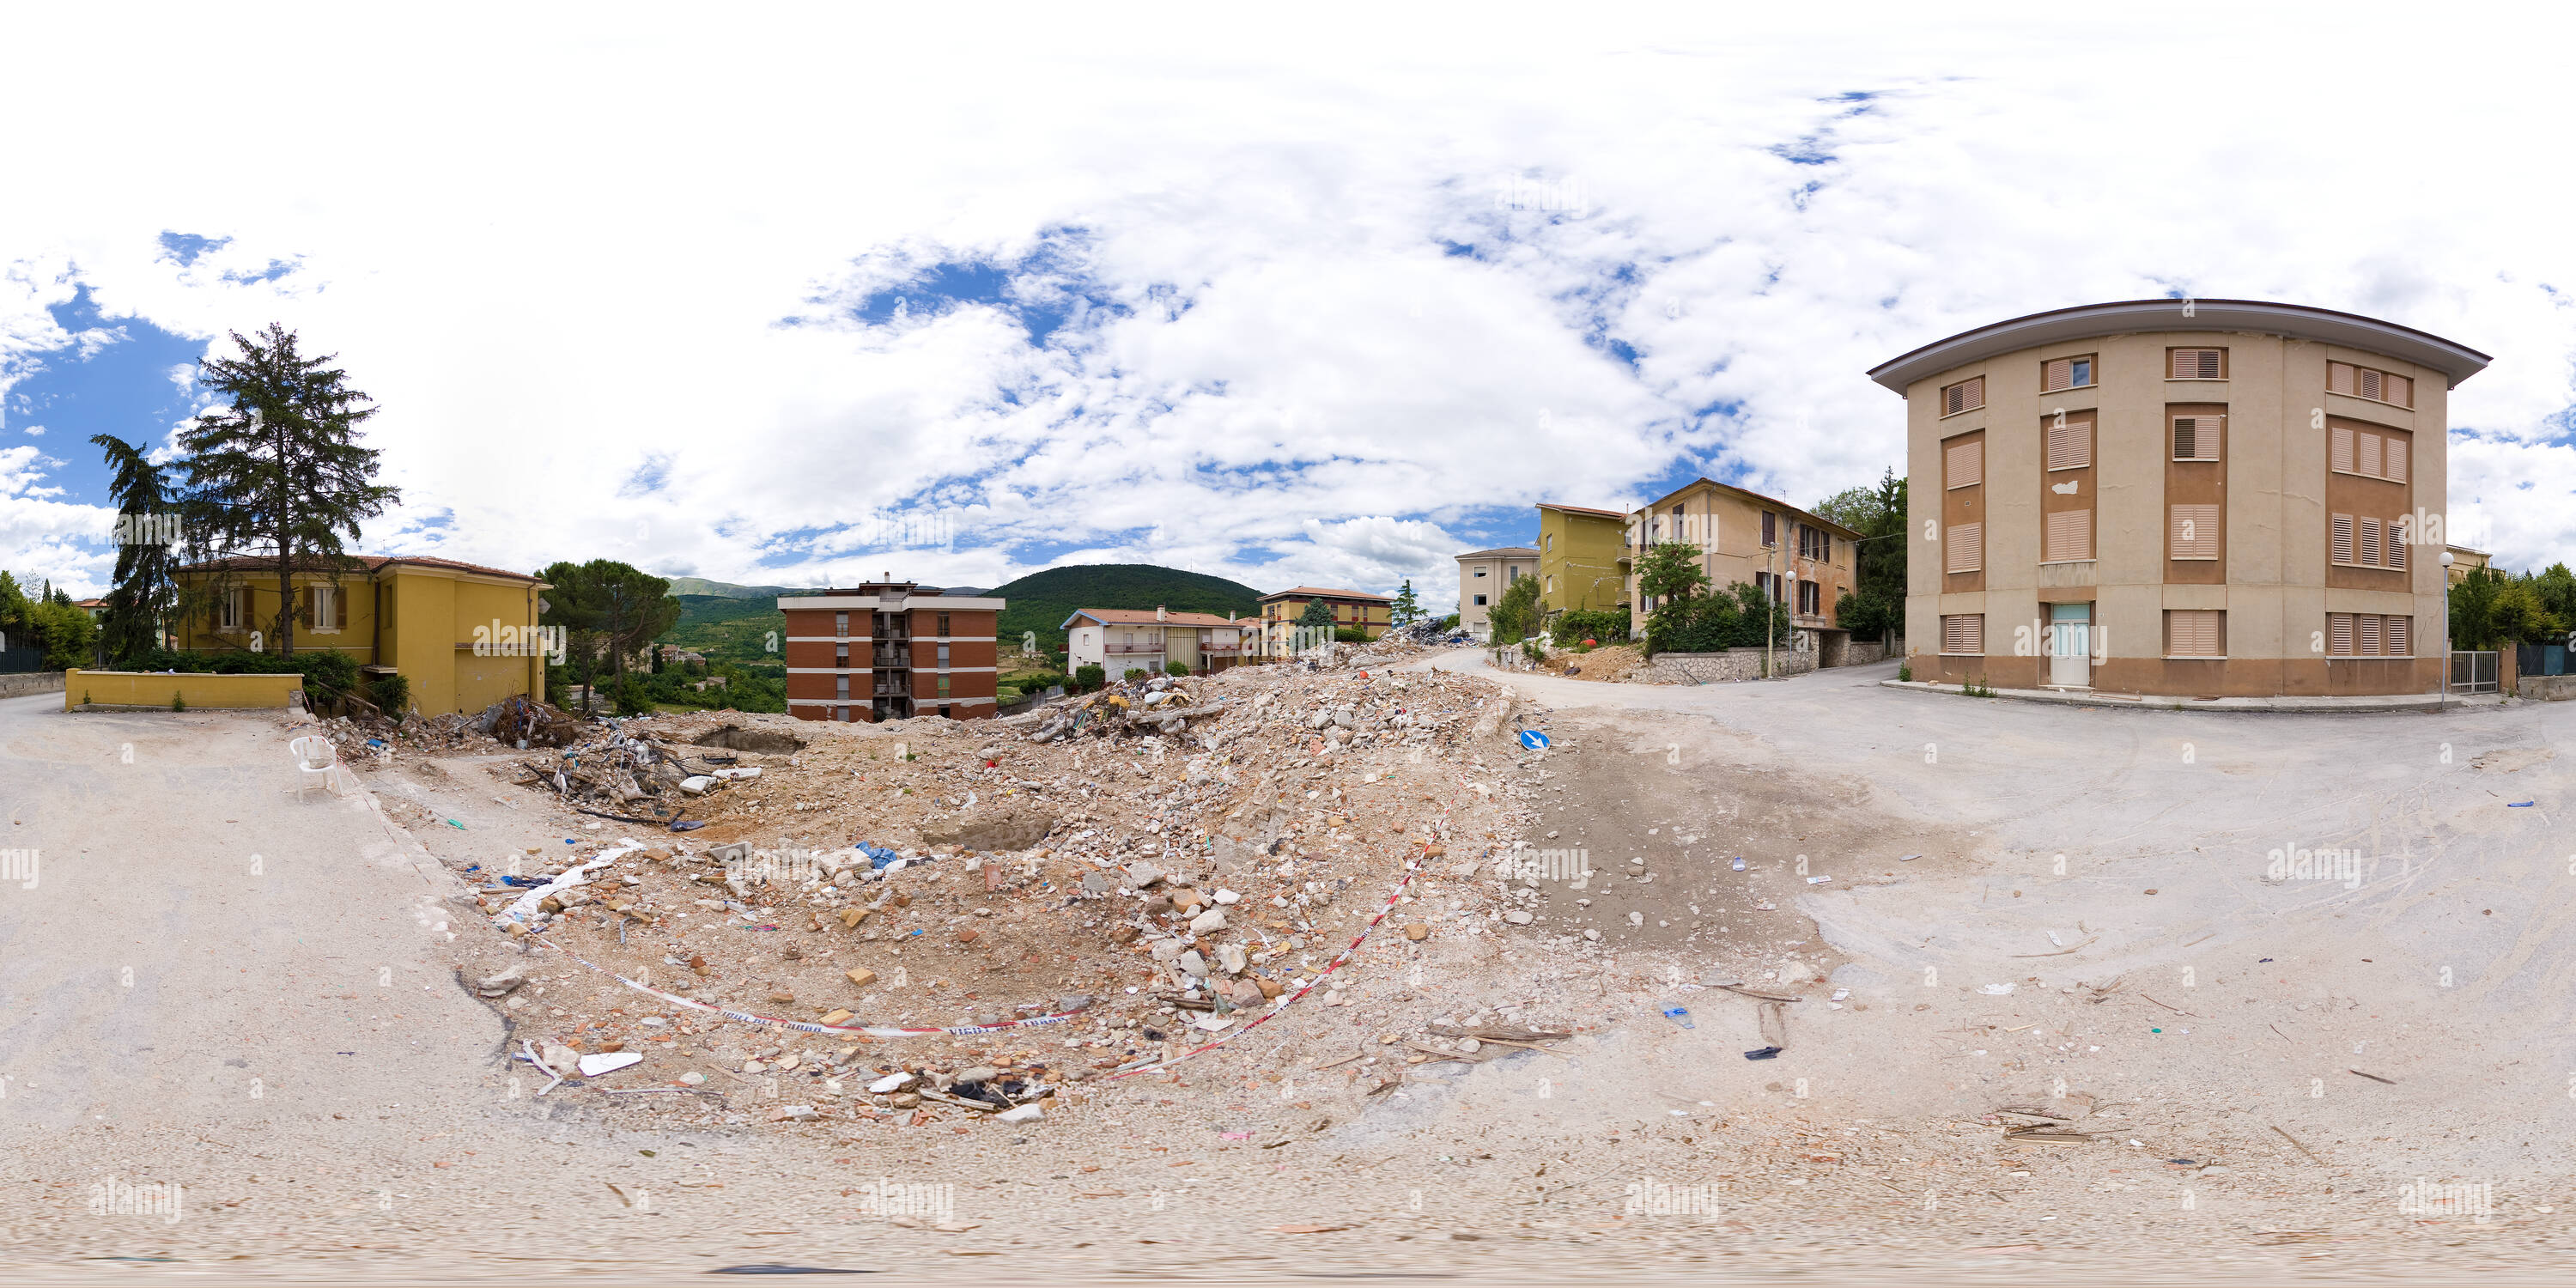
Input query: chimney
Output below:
<box><xmin>1156</xmin><ymin>605</ymin><xmax>1167</xmax><ymax>622</ymax></box>
<box><xmin>1226</xmin><ymin>610</ymin><xmax>1235</xmax><ymax>622</ymax></box>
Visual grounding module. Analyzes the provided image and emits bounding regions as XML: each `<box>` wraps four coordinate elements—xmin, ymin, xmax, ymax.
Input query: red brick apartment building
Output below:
<box><xmin>779</xmin><ymin>580</ymin><xmax>1003</xmax><ymax>722</ymax></box>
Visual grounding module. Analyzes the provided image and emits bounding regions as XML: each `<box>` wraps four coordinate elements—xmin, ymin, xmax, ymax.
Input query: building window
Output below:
<box><xmin>2168</xmin><ymin>348</ymin><xmax>2227</xmax><ymax>380</ymax></box>
<box><xmin>1945</xmin><ymin>438</ymin><xmax>1983</xmax><ymax>489</ymax></box>
<box><xmin>2331</xmin><ymin>513</ymin><xmax>2409</xmax><ymax>568</ymax></box>
<box><xmin>2172</xmin><ymin>413</ymin><xmax>2224</xmax><ymax>461</ymax></box>
<box><xmin>2328</xmin><ymin>612</ymin><xmax>2411</xmax><ymax>657</ymax></box>
<box><xmin>2330</xmin><ymin>423</ymin><xmax>2409</xmax><ymax>482</ymax></box>
<box><xmin>1473</xmin><ymin>568</ymin><xmax>1486</xmax><ymax>578</ymax></box>
<box><xmin>1940</xmin><ymin>376</ymin><xmax>1985</xmax><ymax>416</ymax></box>
<box><xmin>1795</xmin><ymin>580</ymin><xmax>1820</xmax><ymax>616</ymax></box>
<box><xmin>309</xmin><ymin>583</ymin><xmax>338</xmax><ymax>632</ymax></box>
<box><xmin>936</xmin><ymin>643</ymin><xmax>951</xmax><ymax>667</ymax></box>
<box><xmin>1940</xmin><ymin>613</ymin><xmax>1984</xmax><ymax>656</ymax></box>
<box><xmin>2329</xmin><ymin>361</ymin><xmax>2414</xmax><ymax>408</ymax></box>
<box><xmin>936</xmin><ymin>613</ymin><xmax>951</xmax><ymax>636</ymax></box>
<box><xmin>2042</xmin><ymin>355</ymin><xmax>2095</xmax><ymax>392</ymax></box>
<box><xmin>2170</xmin><ymin>504</ymin><xmax>2221</xmax><ymax>560</ymax></box>
<box><xmin>1797</xmin><ymin>523</ymin><xmax>1827</xmax><ymax>562</ymax></box>
<box><xmin>835</xmin><ymin>642</ymin><xmax>849</xmax><ymax>666</ymax></box>
<box><xmin>1545</xmin><ymin>534</ymin><xmax>1554</xmax><ymax>550</ymax></box>
<box><xmin>2165</xmin><ymin>610</ymin><xmax>2225</xmax><ymax>658</ymax></box>
<box><xmin>1945</xmin><ymin>522</ymin><xmax>1983</xmax><ymax>574</ymax></box>
<box><xmin>2044</xmin><ymin>416</ymin><xmax>2093</xmax><ymax>471</ymax></box>
<box><xmin>1473</xmin><ymin>594</ymin><xmax>1488</xmax><ymax>606</ymax></box>
<box><xmin>835</xmin><ymin>611</ymin><xmax>849</xmax><ymax>637</ymax></box>
<box><xmin>1761</xmin><ymin>512</ymin><xmax>1777</xmax><ymax>547</ymax></box>
<box><xmin>2043</xmin><ymin>510</ymin><xmax>2093</xmax><ymax>562</ymax></box>
<box><xmin>937</xmin><ymin>674</ymin><xmax>951</xmax><ymax>696</ymax></box>
<box><xmin>835</xmin><ymin>675</ymin><xmax>851</xmax><ymax>699</ymax></box>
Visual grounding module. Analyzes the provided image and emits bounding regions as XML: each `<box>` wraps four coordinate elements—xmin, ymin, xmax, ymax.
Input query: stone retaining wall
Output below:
<box><xmin>0</xmin><ymin>671</ymin><xmax>65</xmax><ymax>701</ymax></box>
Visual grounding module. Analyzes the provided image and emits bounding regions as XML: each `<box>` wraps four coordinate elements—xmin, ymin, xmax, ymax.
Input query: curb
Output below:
<box><xmin>1875</xmin><ymin>678</ymin><xmax>2473</xmax><ymax>715</ymax></box>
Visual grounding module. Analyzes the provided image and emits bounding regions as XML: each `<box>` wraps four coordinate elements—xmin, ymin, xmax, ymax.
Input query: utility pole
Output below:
<box><xmin>1765</xmin><ymin>540</ymin><xmax>1777</xmax><ymax>679</ymax></box>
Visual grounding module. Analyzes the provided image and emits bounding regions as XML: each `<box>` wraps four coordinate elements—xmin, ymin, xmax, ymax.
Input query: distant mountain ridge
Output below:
<box><xmin>989</xmin><ymin>564</ymin><xmax>1263</xmax><ymax>653</ymax></box>
<box><xmin>663</xmin><ymin>577</ymin><xmax>801</xmax><ymax>598</ymax></box>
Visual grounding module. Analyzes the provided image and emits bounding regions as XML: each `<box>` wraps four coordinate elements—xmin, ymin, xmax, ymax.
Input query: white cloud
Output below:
<box><xmin>2</xmin><ymin>5</ymin><xmax>2573</xmax><ymax>603</ymax></box>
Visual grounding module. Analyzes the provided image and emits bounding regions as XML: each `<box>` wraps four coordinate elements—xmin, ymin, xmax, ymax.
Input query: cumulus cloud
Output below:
<box><xmin>2</xmin><ymin>8</ymin><xmax>2573</xmax><ymax>601</ymax></box>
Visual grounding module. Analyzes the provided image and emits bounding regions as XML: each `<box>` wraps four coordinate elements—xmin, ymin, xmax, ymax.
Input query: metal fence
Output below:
<box><xmin>2450</xmin><ymin>650</ymin><xmax>2500</xmax><ymax>695</ymax></box>
<box><xmin>0</xmin><ymin>644</ymin><xmax>49</xmax><ymax>674</ymax></box>
<box><xmin>2517</xmin><ymin>642</ymin><xmax>2568</xmax><ymax>678</ymax></box>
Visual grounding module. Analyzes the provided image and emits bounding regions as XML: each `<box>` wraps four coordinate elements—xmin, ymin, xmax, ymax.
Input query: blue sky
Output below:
<box><xmin>6</xmin><ymin>9</ymin><xmax>2575</xmax><ymax>604</ymax></box>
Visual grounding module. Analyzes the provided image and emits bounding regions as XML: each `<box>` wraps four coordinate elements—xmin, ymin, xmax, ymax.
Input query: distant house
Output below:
<box><xmin>2445</xmin><ymin>544</ymin><xmax>2493</xmax><ymax>586</ymax></box>
<box><xmin>1253</xmin><ymin>586</ymin><xmax>1394</xmax><ymax>657</ymax></box>
<box><xmin>1063</xmin><ymin>607</ymin><xmax>1248</xmax><ymax>676</ymax></box>
<box><xmin>74</xmin><ymin>597</ymin><xmax>106</xmax><ymax>619</ymax></box>
<box><xmin>171</xmin><ymin>555</ymin><xmax>550</xmax><ymax>715</ymax></box>
<box><xmin>1622</xmin><ymin>478</ymin><xmax>1863</xmax><ymax>656</ymax></box>
<box><xmin>1455</xmin><ymin>547</ymin><xmax>1537</xmax><ymax>641</ymax></box>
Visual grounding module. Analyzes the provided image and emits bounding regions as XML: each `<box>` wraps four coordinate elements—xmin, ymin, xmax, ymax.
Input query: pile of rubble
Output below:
<box><xmin>453</xmin><ymin>653</ymin><xmax>1649</xmax><ymax>1131</ymax></box>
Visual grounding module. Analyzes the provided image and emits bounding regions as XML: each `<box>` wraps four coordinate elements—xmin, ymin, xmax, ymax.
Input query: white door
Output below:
<box><xmin>2049</xmin><ymin>603</ymin><xmax>2091</xmax><ymax>687</ymax></box>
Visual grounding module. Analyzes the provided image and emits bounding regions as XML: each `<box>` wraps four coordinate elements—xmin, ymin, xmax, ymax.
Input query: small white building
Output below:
<box><xmin>1062</xmin><ymin>607</ymin><xmax>1248</xmax><ymax>677</ymax></box>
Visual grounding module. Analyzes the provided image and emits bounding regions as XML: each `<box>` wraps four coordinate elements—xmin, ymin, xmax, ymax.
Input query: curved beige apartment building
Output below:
<box><xmin>1871</xmin><ymin>300</ymin><xmax>2489</xmax><ymax>697</ymax></box>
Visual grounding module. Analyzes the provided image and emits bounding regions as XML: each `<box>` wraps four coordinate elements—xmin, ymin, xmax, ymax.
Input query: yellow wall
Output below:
<box><xmin>1537</xmin><ymin>508</ymin><xmax>1629</xmax><ymax>613</ymax></box>
<box><xmin>68</xmin><ymin>669</ymin><xmax>302</xmax><ymax>710</ymax></box>
<box><xmin>173</xmin><ymin>564</ymin><xmax>548</xmax><ymax>716</ymax></box>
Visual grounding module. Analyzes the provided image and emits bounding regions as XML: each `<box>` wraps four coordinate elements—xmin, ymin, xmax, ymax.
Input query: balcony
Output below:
<box><xmin>1199</xmin><ymin>644</ymin><xmax>1242</xmax><ymax>655</ymax></box>
<box><xmin>872</xmin><ymin>649</ymin><xmax>911</xmax><ymax>669</ymax></box>
<box><xmin>872</xmin><ymin>683</ymin><xmax>908</xmax><ymax>697</ymax></box>
<box><xmin>1104</xmin><ymin>642</ymin><xmax>1164</xmax><ymax>654</ymax></box>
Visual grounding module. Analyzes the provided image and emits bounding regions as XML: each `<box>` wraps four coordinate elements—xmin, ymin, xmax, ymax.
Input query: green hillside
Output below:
<box><xmin>661</xmin><ymin>592</ymin><xmax>819</xmax><ymax>663</ymax></box>
<box><xmin>665</xmin><ymin>577</ymin><xmax>799</xmax><ymax>598</ymax></box>
<box><xmin>991</xmin><ymin>563</ymin><xmax>1263</xmax><ymax>653</ymax></box>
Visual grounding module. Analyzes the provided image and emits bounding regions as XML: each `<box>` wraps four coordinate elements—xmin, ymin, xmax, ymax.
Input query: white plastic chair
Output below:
<box><xmin>290</xmin><ymin>734</ymin><xmax>340</xmax><ymax>800</ymax></box>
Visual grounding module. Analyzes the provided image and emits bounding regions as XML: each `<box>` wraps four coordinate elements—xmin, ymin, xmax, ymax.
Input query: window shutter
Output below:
<box><xmin>2172</xmin><ymin>504</ymin><xmax>2220</xmax><ymax>559</ymax></box>
<box><xmin>2330</xmin><ymin>425</ymin><xmax>2355</xmax><ymax>473</ymax></box>
<box><xmin>1942</xmin><ymin>613</ymin><xmax>1984</xmax><ymax>654</ymax></box>
<box><xmin>2328</xmin><ymin>362</ymin><xmax>2354</xmax><ymax>395</ymax></box>
<box><xmin>2043</xmin><ymin>359</ymin><xmax>2069</xmax><ymax>392</ymax></box>
<box><xmin>2329</xmin><ymin>612</ymin><xmax>2354</xmax><ymax>656</ymax></box>
<box><xmin>1943</xmin><ymin>385</ymin><xmax>1961</xmax><ymax>416</ymax></box>
<box><xmin>2358</xmin><ymin>432</ymin><xmax>2383</xmax><ymax>478</ymax></box>
<box><xmin>2044</xmin><ymin>509</ymin><xmax>2092</xmax><ymax>562</ymax></box>
<box><xmin>2198</xmin><ymin>349</ymin><xmax>2220</xmax><ymax>379</ymax></box>
<box><xmin>1964</xmin><ymin>376</ymin><xmax>1983</xmax><ymax>409</ymax></box>
<box><xmin>2046</xmin><ymin>419</ymin><xmax>2091</xmax><ymax>470</ymax></box>
<box><xmin>2385</xmin><ymin>437</ymin><xmax>2408</xmax><ymax>483</ymax></box>
<box><xmin>2172</xmin><ymin>416</ymin><xmax>2196</xmax><ymax>460</ymax></box>
<box><xmin>2358</xmin><ymin>614</ymin><xmax>2382</xmax><ymax>655</ymax></box>
<box><xmin>1946</xmin><ymin>522</ymin><xmax>1983</xmax><ymax>574</ymax></box>
<box><xmin>2359</xmin><ymin>368</ymin><xmax>2383</xmax><ymax>401</ymax></box>
<box><xmin>2387</xmin><ymin>616</ymin><xmax>2409</xmax><ymax>655</ymax></box>
<box><xmin>1946</xmin><ymin>439</ymin><xmax>1983</xmax><ymax>488</ymax></box>
<box><xmin>2168</xmin><ymin>609</ymin><xmax>2221</xmax><ymax>657</ymax></box>
<box><xmin>2386</xmin><ymin>374</ymin><xmax>2412</xmax><ymax>408</ymax></box>
<box><xmin>2359</xmin><ymin>517</ymin><xmax>2382</xmax><ymax>567</ymax></box>
<box><xmin>2331</xmin><ymin>513</ymin><xmax>2355</xmax><ymax>564</ymax></box>
<box><xmin>2388</xmin><ymin>528</ymin><xmax>2407</xmax><ymax>570</ymax></box>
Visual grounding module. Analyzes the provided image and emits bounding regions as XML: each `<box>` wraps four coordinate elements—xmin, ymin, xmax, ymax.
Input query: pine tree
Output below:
<box><xmin>177</xmin><ymin>325</ymin><xmax>400</xmax><ymax>658</ymax></box>
<box><xmin>1390</xmin><ymin>580</ymin><xmax>1421</xmax><ymax>626</ymax></box>
<box><xmin>91</xmin><ymin>434</ymin><xmax>182</xmax><ymax>664</ymax></box>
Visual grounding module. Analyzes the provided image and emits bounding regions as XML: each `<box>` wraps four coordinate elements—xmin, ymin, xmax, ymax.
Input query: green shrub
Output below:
<box><xmin>368</xmin><ymin>671</ymin><xmax>413</xmax><ymax>716</ymax></box>
<box><xmin>1164</xmin><ymin>660</ymin><xmax>1192</xmax><ymax>677</ymax></box>
<box><xmin>1074</xmin><ymin>664</ymin><xmax>1104</xmax><ymax>692</ymax></box>
<box><xmin>1897</xmin><ymin>664</ymin><xmax>1912</xmax><ymax>683</ymax></box>
<box><xmin>1123</xmin><ymin>667</ymin><xmax>1147</xmax><ymax>681</ymax></box>
<box><xmin>1643</xmin><ymin>583</ymin><xmax>1787</xmax><ymax>655</ymax></box>
<box><xmin>1334</xmin><ymin>626</ymin><xmax>1369</xmax><ymax>644</ymax></box>
<box><xmin>1550</xmin><ymin>607</ymin><xmax>1631</xmax><ymax>647</ymax></box>
<box><xmin>171</xmin><ymin>690</ymin><xmax>185</xmax><ymax>712</ymax></box>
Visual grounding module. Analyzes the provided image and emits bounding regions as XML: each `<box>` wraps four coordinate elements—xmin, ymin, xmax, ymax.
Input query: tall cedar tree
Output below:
<box><xmin>1296</xmin><ymin>597</ymin><xmax>1338</xmax><ymax>646</ymax></box>
<box><xmin>1390</xmin><ymin>580</ymin><xmax>1421</xmax><ymax>625</ymax></box>
<box><xmin>178</xmin><ymin>325</ymin><xmax>399</xmax><ymax>657</ymax></box>
<box><xmin>90</xmin><ymin>434</ymin><xmax>182</xmax><ymax>664</ymax></box>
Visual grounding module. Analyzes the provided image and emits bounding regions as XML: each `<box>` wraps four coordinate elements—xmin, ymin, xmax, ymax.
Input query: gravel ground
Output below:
<box><xmin>5</xmin><ymin>653</ymin><xmax>2575</xmax><ymax>1282</ymax></box>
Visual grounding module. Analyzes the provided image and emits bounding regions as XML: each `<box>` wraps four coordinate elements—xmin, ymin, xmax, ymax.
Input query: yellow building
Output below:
<box><xmin>1535</xmin><ymin>502</ymin><xmax>1630</xmax><ymax>616</ymax></box>
<box><xmin>1254</xmin><ymin>586</ymin><xmax>1394</xmax><ymax>657</ymax></box>
<box><xmin>173</xmin><ymin>556</ymin><xmax>550</xmax><ymax>715</ymax></box>
<box><xmin>1620</xmin><ymin>478</ymin><xmax>1862</xmax><ymax>639</ymax></box>
<box><xmin>2445</xmin><ymin>544</ymin><xmax>2492</xmax><ymax>586</ymax></box>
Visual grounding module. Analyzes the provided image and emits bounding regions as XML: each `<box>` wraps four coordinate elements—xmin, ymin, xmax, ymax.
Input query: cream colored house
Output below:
<box><xmin>1063</xmin><ymin>607</ymin><xmax>1247</xmax><ymax>676</ymax></box>
<box><xmin>1622</xmin><ymin>480</ymin><xmax>1862</xmax><ymax>653</ymax></box>
<box><xmin>1874</xmin><ymin>299</ymin><xmax>2488</xmax><ymax>697</ymax></box>
<box><xmin>1455</xmin><ymin>546</ymin><xmax>1536</xmax><ymax>641</ymax></box>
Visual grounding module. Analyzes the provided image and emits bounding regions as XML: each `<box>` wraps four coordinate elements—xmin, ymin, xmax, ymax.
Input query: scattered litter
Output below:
<box><xmin>1899</xmin><ymin>854</ymin><xmax>1922</xmax><ymax>862</ymax></box>
<box><xmin>2507</xmin><ymin>801</ymin><xmax>2535</xmax><ymax>808</ymax></box>
<box><xmin>1805</xmin><ymin>875</ymin><xmax>1832</xmax><ymax>884</ymax></box>
<box><xmin>1660</xmin><ymin>1005</ymin><xmax>1694</xmax><ymax>1030</ymax></box>
<box><xmin>1978</xmin><ymin>982</ymin><xmax>2017</xmax><ymax>995</ymax></box>
<box><xmin>1742</xmin><ymin>1046</ymin><xmax>1782</xmax><ymax>1060</ymax></box>
<box><xmin>578</xmin><ymin>1052</ymin><xmax>643</xmax><ymax>1077</ymax></box>
<box><xmin>1730</xmin><ymin>858</ymin><xmax>1747</xmax><ymax>872</ymax></box>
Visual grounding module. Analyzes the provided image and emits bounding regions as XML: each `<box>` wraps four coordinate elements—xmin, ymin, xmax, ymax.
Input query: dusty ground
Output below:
<box><xmin>5</xmin><ymin>647</ymin><xmax>2575</xmax><ymax>1283</ymax></box>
